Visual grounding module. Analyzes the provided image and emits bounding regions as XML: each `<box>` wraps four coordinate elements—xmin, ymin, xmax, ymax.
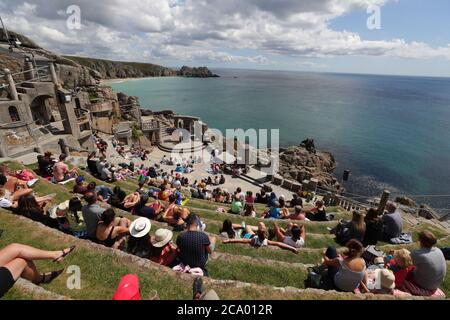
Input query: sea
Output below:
<box><xmin>108</xmin><ymin>68</ymin><xmax>450</xmax><ymax>209</ymax></box>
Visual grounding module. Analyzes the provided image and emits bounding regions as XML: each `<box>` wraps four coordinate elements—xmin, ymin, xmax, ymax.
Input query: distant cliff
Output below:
<box><xmin>65</xmin><ymin>56</ymin><xmax>178</xmax><ymax>79</ymax></box>
<box><xmin>65</xmin><ymin>56</ymin><xmax>219</xmax><ymax>79</ymax></box>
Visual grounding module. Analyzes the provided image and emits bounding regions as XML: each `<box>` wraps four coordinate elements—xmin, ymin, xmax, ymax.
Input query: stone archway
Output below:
<box><xmin>30</xmin><ymin>95</ymin><xmax>53</xmax><ymax>125</ymax></box>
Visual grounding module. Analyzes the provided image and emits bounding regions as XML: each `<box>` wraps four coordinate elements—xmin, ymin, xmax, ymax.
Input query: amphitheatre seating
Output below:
<box><xmin>1</xmin><ymin>160</ymin><xmax>449</xmax><ymax>300</ymax></box>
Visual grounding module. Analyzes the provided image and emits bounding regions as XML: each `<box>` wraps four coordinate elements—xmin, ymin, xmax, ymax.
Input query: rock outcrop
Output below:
<box><xmin>278</xmin><ymin>146</ymin><xmax>340</xmax><ymax>189</ymax></box>
<box><xmin>178</xmin><ymin>66</ymin><xmax>219</xmax><ymax>78</ymax></box>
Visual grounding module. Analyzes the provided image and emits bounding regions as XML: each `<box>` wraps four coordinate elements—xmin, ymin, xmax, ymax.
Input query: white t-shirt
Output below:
<box><xmin>283</xmin><ymin>236</ymin><xmax>305</xmax><ymax>248</ymax></box>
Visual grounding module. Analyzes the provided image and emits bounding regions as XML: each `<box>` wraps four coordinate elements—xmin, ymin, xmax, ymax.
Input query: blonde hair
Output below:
<box><xmin>394</xmin><ymin>249</ymin><xmax>413</xmax><ymax>268</ymax></box>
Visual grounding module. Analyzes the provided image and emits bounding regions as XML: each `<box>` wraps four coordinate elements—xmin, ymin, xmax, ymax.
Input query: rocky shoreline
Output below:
<box><xmin>278</xmin><ymin>146</ymin><xmax>340</xmax><ymax>190</ymax></box>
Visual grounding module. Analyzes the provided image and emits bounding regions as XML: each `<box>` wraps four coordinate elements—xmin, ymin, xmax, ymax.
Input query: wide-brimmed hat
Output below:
<box><xmin>150</xmin><ymin>229</ymin><xmax>173</xmax><ymax>248</ymax></box>
<box><xmin>377</xmin><ymin>269</ymin><xmax>395</xmax><ymax>290</ymax></box>
<box><xmin>130</xmin><ymin>217</ymin><xmax>151</xmax><ymax>238</ymax></box>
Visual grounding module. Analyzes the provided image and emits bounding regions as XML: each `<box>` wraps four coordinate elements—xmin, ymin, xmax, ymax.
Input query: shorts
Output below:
<box><xmin>0</xmin><ymin>267</ymin><xmax>16</xmax><ymax>298</ymax></box>
<box><xmin>243</xmin><ymin>233</ymin><xmax>253</xmax><ymax>239</ymax></box>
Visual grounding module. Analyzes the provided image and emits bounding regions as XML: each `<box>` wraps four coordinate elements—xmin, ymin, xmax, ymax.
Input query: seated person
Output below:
<box><xmin>108</xmin><ymin>186</ymin><xmax>127</xmax><ymax>209</ymax></box>
<box><xmin>223</xmin><ymin>222</ymin><xmax>299</xmax><ymax>253</ymax></box>
<box><xmin>37</xmin><ymin>152</ymin><xmax>55</xmax><ymax>177</ymax></box>
<box><xmin>163</xmin><ymin>205</ymin><xmax>190</xmax><ymax>231</ymax></box>
<box><xmin>273</xmin><ymin>222</ymin><xmax>305</xmax><ymax>248</ymax></box>
<box><xmin>86</xmin><ymin>152</ymin><xmax>99</xmax><ymax>176</ymax></box>
<box><xmin>262</xmin><ymin>201</ymin><xmax>282</xmax><ymax>219</ymax></box>
<box><xmin>100</xmin><ymin>163</ymin><xmax>116</xmax><ymax>183</ymax></box>
<box><xmin>241</xmin><ymin>203</ymin><xmax>256</xmax><ymax>217</ymax></box>
<box><xmin>245</xmin><ymin>191</ymin><xmax>255</xmax><ymax>204</ymax></box>
<box><xmin>306</xmin><ymin>200</ymin><xmax>328</xmax><ymax>222</ymax></box>
<box><xmin>369</xmin><ymin>269</ymin><xmax>411</xmax><ymax>296</ymax></box>
<box><xmin>127</xmin><ymin>217</ymin><xmax>153</xmax><ymax>258</ymax></box>
<box><xmin>87</xmin><ymin>182</ymin><xmax>113</xmax><ymax>202</ymax></box>
<box><xmin>255</xmin><ymin>189</ymin><xmax>268</xmax><ymax>204</ymax></box>
<box><xmin>81</xmin><ymin>192</ymin><xmax>105</xmax><ymax>241</ymax></box>
<box><xmin>388</xmin><ymin>248</ymin><xmax>415</xmax><ymax>289</ymax></box>
<box><xmin>290</xmin><ymin>193</ymin><xmax>303</xmax><ymax>208</ymax></box>
<box><xmin>322</xmin><ymin>239</ymin><xmax>369</xmax><ymax>293</ymax></box>
<box><xmin>149</xmin><ymin>229</ymin><xmax>178</xmax><ymax>267</ymax></box>
<box><xmin>176</xmin><ymin>214</ymin><xmax>216</xmax><ymax>275</ymax></box>
<box><xmin>96</xmin><ymin>208</ymin><xmax>129</xmax><ymax>249</ymax></box>
<box><xmin>53</xmin><ymin>154</ymin><xmax>78</xmax><ymax>183</ymax></box>
<box><xmin>14</xmin><ymin>194</ymin><xmax>58</xmax><ymax>229</ymax></box>
<box><xmin>287</xmin><ymin>205</ymin><xmax>306</xmax><ymax>221</ymax></box>
<box><xmin>382</xmin><ymin>202</ymin><xmax>403</xmax><ymax>241</ymax></box>
<box><xmin>132</xmin><ymin>194</ymin><xmax>158</xmax><ymax>220</ymax></box>
<box><xmin>400</xmin><ymin>231</ymin><xmax>447</xmax><ymax>297</ymax></box>
<box><xmin>231</xmin><ymin>198</ymin><xmax>243</xmax><ymax>214</ymax></box>
<box><xmin>267</xmin><ymin>192</ymin><xmax>278</xmax><ymax>208</ymax></box>
<box><xmin>332</xmin><ymin>211</ymin><xmax>366</xmax><ymax>245</ymax></box>
<box><xmin>363</xmin><ymin>208</ymin><xmax>383</xmax><ymax>246</ymax></box>
<box><xmin>158</xmin><ymin>185</ymin><xmax>171</xmax><ymax>202</ymax></box>
<box><xmin>72</xmin><ymin>176</ymin><xmax>88</xmax><ymax>195</ymax></box>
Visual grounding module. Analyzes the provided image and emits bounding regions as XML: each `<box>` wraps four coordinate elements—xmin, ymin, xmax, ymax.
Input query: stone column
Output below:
<box><xmin>377</xmin><ymin>190</ymin><xmax>390</xmax><ymax>215</ymax></box>
<box><xmin>0</xmin><ymin>135</ymin><xmax>7</xmax><ymax>158</ymax></box>
<box><xmin>24</xmin><ymin>61</ymin><xmax>36</xmax><ymax>81</ymax></box>
<box><xmin>49</xmin><ymin>63</ymin><xmax>58</xmax><ymax>85</ymax></box>
<box><xmin>3</xmin><ymin>69</ymin><xmax>18</xmax><ymax>101</ymax></box>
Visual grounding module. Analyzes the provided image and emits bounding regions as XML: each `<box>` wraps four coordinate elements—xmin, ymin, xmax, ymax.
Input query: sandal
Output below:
<box><xmin>39</xmin><ymin>269</ymin><xmax>64</xmax><ymax>284</ymax></box>
<box><xmin>53</xmin><ymin>245</ymin><xmax>76</xmax><ymax>263</ymax></box>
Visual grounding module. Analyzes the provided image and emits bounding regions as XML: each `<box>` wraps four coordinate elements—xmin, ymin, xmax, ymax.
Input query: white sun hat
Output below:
<box><xmin>130</xmin><ymin>217</ymin><xmax>152</xmax><ymax>238</ymax></box>
<box><xmin>150</xmin><ymin>229</ymin><xmax>173</xmax><ymax>248</ymax></box>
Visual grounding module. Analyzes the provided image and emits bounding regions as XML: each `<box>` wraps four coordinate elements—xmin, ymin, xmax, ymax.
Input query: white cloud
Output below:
<box><xmin>0</xmin><ymin>0</ymin><xmax>449</xmax><ymax>67</ymax></box>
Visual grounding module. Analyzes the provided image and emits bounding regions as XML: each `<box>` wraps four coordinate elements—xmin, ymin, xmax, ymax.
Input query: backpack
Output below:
<box><xmin>304</xmin><ymin>265</ymin><xmax>331</xmax><ymax>289</ymax></box>
<box><xmin>112</xmin><ymin>274</ymin><xmax>141</xmax><ymax>300</ymax></box>
<box><xmin>362</xmin><ymin>245</ymin><xmax>385</xmax><ymax>264</ymax></box>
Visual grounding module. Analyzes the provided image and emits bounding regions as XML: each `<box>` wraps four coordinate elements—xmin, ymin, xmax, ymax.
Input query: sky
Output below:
<box><xmin>0</xmin><ymin>0</ymin><xmax>449</xmax><ymax>77</ymax></box>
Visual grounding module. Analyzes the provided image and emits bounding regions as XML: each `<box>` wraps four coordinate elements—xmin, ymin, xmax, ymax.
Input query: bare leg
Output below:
<box><xmin>20</xmin><ymin>260</ymin><xmax>43</xmax><ymax>284</ymax></box>
<box><xmin>0</xmin><ymin>243</ymin><xmax>66</xmax><ymax>266</ymax></box>
<box><xmin>2</xmin><ymin>258</ymin><xmax>28</xmax><ymax>281</ymax></box>
<box><xmin>245</xmin><ymin>225</ymin><xmax>256</xmax><ymax>236</ymax></box>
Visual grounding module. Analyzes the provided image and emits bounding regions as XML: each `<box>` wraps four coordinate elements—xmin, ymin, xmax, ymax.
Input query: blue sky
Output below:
<box><xmin>2</xmin><ymin>0</ymin><xmax>450</xmax><ymax>77</ymax></box>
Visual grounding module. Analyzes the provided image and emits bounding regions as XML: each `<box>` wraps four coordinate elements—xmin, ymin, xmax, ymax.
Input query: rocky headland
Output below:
<box><xmin>278</xmin><ymin>146</ymin><xmax>340</xmax><ymax>190</ymax></box>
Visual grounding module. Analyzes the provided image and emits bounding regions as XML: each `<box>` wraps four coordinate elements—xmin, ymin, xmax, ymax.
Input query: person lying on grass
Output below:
<box><xmin>272</xmin><ymin>221</ymin><xmax>306</xmax><ymax>248</ymax></box>
<box><xmin>222</xmin><ymin>222</ymin><xmax>299</xmax><ymax>254</ymax></box>
<box><xmin>0</xmin><ymin>243</ymin><xmax>76</xmax><ymax>299</ymax></box>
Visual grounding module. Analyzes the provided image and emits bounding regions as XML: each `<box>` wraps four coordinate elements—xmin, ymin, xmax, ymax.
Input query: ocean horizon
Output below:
<box><xmin>109</xmin><ymin>68</ymin><xmax>450</xmax><ymax>209</ymax></box>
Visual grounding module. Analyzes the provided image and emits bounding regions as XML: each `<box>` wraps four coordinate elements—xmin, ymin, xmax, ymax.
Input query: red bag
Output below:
<box><xmin>112</xmin><ymin>274</ymin><xmax>141</xmax><ymax>300</ymax></box>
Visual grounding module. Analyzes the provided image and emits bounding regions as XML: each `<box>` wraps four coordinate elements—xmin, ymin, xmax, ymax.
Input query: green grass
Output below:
<box><xmin>2</xmin><ymin>160</ymin><xmax>450</xmax><ymax>300</ymax></box>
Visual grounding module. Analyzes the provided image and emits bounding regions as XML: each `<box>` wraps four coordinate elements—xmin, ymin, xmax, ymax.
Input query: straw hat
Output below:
<box><xmin>130</xmin><ymin>217</ymin><xmax>152</xmax><ymax>238</ymax></box>
<box><xmin>378</xmin><ymin>269</ymin><xmax>395</xmax><ymax>290</ymax></box>
<box><xmin>150</xmin><ymin>229</ymin><xmax>173</xmax><ymax>248</ymax></box>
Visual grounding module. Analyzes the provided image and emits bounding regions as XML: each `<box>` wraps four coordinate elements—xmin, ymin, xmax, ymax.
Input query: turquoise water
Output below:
<box><xmin>109</xmin><ymin>69</ymin><xmax>450</xmax><ymax>206</ymax></box>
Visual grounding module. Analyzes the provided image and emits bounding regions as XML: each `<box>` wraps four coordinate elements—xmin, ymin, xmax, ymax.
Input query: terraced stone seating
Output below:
<box><xmin>1</xmin><ymin>160</ymin><xmax>449</xmax><ymax>300</ymax></box>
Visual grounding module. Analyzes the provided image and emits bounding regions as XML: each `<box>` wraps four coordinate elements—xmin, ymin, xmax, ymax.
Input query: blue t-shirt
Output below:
<box><xmin>267</xmin><ymin>207</ymin><xmax>281</xmax><ymax>219</ymax></box>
